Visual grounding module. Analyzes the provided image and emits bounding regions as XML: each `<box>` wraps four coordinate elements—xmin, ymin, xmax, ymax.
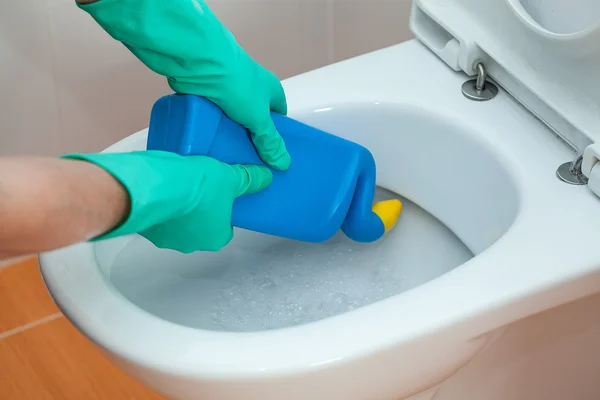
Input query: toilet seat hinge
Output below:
<box><xmin>461</xmin><ymin>61</ymin><xmax>498</xmax><ymax>102</ymax></box>
<box><xmin>557</xmin><ymin>152</ymin><xmax>588</xmax><ymax>185</ymax></box>
<box><xmin>565</xmin><ymin>144</ymin><xmax>600</xmax><ymax>199</ymax></box>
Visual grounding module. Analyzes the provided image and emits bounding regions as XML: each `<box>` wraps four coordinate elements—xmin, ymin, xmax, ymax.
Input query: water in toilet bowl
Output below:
<box><xmin>109</xmin><ymin>187</ymin><xmax>473</xmax><ymax>332</ymax></box>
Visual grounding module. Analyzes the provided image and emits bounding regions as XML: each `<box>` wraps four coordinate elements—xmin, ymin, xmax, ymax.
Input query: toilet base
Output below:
<box><xmin>420</xmin><ymin>292</ymin><xmax>600</xmax><ymax>400</ymax></box>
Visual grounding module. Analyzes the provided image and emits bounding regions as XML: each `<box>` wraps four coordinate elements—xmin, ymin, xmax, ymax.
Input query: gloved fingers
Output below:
<box><xmin>192</xmin><ymin>224</ymin><xmax>234</xmax><ymax>252</ymax></box>
<box><xmin>267</xmin><ymin>71</ymin><xmax>288</xmax><ymax>115</ymax></box>
<box><xmin>230</xmin><ymin>164</ymin><xmax>273</xmax><ymax>197</ymax></box>
<box><xmin>140</xmin><ymin>212</ymin><xmax>235</xmax><ymax>253</ymax></box>
<box><xmin>143</xmin><ymin>225</ymin><xmax>234</xmax><ymax>253</ymax></box>
<box><xmin>247</xmin><ymin>116</ymin><xmax>291</xmax><ymax>170</ymax></box>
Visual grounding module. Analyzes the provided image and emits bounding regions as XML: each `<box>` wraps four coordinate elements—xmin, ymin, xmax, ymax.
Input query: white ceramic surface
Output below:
<box><xmin>40</xmin><ymin>40</ymin><xmax>600</xmax><ymax>400</ymax></box>
<box><xmin>412</xmin><ymin>0</ymin><xmax>600</xmax><ymax>151</ymax></box>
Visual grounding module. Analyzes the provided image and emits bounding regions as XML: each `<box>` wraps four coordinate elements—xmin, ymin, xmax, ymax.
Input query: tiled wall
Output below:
<box><xmin>0</xmin><ymin>0</ymin><xmax>413</xmax><ymax>157</ymax></box>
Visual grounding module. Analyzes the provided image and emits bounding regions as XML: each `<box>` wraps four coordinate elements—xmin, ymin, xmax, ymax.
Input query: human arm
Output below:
<box><xmin>0</xmin><ymin>157</ymin><xmax>128</xmax><ymax>259</ymax></box>
<box><xmin>0</xmin><ymin>152</ymin><xmax>272</xmax><ymax>260</ymax></box>
<box><xmin>76</xmin><ymin>0</ymin><xmax>291</xmax><ymax>170</ymax></box>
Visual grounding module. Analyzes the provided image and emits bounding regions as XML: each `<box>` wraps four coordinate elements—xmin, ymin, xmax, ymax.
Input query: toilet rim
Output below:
<box><xmin>39</xmin><ymin>40</ymin><xmax>600</xmax><ymax>378</ymax></box>
<box><xmin>40</xmin><ymin>111</ymin><xmax>528</xmax><ymax>377</ymax></box>
<box><xmin>41</xmin><ymin>154</ymin><xmax>600</xmax><ymax>377</ymax></box>
<box><xmin>41</xmin><ymin>214</ymin><xmax>600</xmax><ymax>378</ymax></box>
<box><xmin>37</xmin><ymin>121</ymin><xmax>571</xmax><ymax>378</ymax></box>
<box><xmin>38</xmin><ymin>231</ymin><xmax>509</xmax><ymax>378</ymax></box>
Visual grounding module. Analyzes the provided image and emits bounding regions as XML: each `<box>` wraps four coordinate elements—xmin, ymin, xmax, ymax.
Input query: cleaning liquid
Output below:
<box><xmin>146</xmin><ymin>94</ymin><xmax>401</xmax><ymax>243</ymax></box>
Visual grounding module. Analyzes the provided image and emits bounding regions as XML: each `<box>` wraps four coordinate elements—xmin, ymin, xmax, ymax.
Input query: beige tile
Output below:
<box><xmin>47</xmin><ymin>0</ymin><xmax>170</xmax><ymax>154</ymax></box>
<box><xmin>0</xmin><ymin>317</ymin><xmax>165</xmax><ymax>400</ymax></box>
<box><xmin>332</xmin><ymin>0</ymin><xmax>414</xmax><ymax>62</ymax></box>
<box><xmin>0</xmin><ymin>258</ymin><xmax>60</xmax><ymax>333</ymax></box>
<box><xmin>209</xmin><ymin>0</ymin><xmax>332</xmax><ymax>79</ymax></box>
<box><xmin>0</xmin><ymin>0</ymin><xmax>62</xmax><ymax>156</ymax></box>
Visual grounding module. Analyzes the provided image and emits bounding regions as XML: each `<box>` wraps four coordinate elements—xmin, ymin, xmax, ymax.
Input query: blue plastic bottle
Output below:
<box><xmin>146</xmin><ymin>94</ymin><xmax>401</xmax><ymax>243</ymax></box>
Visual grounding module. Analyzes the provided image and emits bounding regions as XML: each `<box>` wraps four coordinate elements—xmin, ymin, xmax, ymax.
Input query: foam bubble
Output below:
<box><xmin>110</xmin><ymin>188</ymin><xmax>473</xmax><ymax>332</ymax></box>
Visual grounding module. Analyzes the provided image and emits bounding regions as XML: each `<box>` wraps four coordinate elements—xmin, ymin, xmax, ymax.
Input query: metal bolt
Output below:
<box><xmin>461</xmin><ymin>61</ymin><xmax>498</xmax><ymax>101</ymax></box>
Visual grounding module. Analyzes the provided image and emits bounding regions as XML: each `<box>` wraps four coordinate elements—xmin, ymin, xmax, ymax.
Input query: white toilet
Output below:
<box><xmin>39</xmin><ymin>1</ymin><xmax>600</xmax><ymax>399</ymax></box>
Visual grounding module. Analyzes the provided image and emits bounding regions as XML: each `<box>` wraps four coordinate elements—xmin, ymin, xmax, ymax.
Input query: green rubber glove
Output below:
<box><xmin>77</xmin><ymin>0</ymin><xmax>291</xmax><ymax>171</ymax></box>
<box><xmin>62</xmin><ymin>151</ymin><xmax>273</xmax><ymax>253</ymax></box>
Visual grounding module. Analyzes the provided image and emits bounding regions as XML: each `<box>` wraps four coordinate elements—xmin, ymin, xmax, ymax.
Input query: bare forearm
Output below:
<box><xmin>0</xmin><ymin>157</ymin><xmax>129</xmax><ymax>259</ymax></box>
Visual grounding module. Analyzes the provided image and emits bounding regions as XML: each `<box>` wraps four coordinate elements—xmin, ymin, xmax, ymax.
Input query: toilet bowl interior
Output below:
<box><xmin>94</xmin><ymin>102</ymin><xmax>520</xmax><ymax>333</ymax></box>
<box><xmin>297</xmin><ymin>102</ymin><xmax>520</xmax><ymax>254</ymax></box>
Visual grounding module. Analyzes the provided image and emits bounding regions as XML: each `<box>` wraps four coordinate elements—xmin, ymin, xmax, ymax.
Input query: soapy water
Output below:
<box><xmin>109</xmin><ymin>187</ymin><xmax>473</xmax><ymax>332</ymax></box>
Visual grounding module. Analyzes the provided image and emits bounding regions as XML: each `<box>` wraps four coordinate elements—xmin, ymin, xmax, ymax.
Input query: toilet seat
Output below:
<box><xmin>40</xmin><ymin>2</ymin><xmax>600</xmax><ymax>399</ymax></box>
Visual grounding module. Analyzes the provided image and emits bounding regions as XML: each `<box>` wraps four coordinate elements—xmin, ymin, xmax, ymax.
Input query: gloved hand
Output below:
<box><xmin>62</xmin><ymin>151</ymin><xmax>273</xmax><ymax>252</ymax></box>
<box><xmin>77</xmin><ymin>0</ymin><xmax>291</xmax><ymax>171</ymax></box>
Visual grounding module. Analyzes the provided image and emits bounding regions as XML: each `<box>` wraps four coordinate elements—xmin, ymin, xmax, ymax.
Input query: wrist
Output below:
<box><xmin>60</xmin><ymin>151</ymin><xmax>196</xmax><ymax>241</ymax></box>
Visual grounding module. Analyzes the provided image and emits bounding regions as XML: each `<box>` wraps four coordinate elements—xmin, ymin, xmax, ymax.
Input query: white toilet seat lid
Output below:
<box><xmin>411</xmin><ymin>0</ymin><xmax>600</xmax><ymax>152</ymax></box>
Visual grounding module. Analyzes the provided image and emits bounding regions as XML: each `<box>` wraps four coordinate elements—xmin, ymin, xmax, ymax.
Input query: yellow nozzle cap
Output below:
<box><xmin>372</xmin><ymin>199</ymin><xmax>403</xmax><ymax>233</ymax></box>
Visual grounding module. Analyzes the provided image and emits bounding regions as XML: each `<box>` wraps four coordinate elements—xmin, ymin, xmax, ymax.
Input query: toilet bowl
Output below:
<box><xmin>39</xmin><ymin>1</ymin><xmax>600</xmax><ymax>399</ymax></box>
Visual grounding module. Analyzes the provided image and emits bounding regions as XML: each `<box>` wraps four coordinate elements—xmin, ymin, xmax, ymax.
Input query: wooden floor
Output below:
<box><xmin>0</xmin><ymin>257</ymin><xmax>165</xmax><ymax>399</ymax></box>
